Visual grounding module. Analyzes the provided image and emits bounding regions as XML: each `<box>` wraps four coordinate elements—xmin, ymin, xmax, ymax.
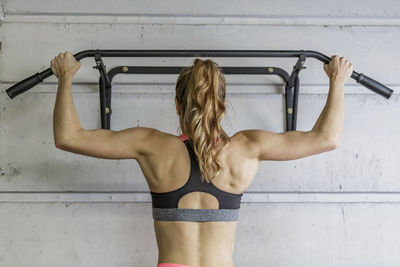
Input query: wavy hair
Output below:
<box><xmin>175</xmin><ymin>58</ymin><xmax>230</xmax><ymax>183</ymax></box>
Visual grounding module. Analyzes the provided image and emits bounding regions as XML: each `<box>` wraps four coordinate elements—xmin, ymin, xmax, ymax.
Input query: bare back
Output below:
<box><xmin>136</xmin><ymin>131</ymin><xmax>259</xmax><ymax>267</ymax></box>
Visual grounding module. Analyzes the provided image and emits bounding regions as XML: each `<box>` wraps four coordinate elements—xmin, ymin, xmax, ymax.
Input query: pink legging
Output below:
<box><xmin>157</xmin><ymin>263</ymin><xmax>199</xmax><ymax>267</ymax></box>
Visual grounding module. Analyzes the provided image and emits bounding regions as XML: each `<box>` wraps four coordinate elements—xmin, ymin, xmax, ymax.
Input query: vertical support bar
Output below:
<box><xmin>286</xmin><ymin>54</ymin><xmax>306</xmax><ymax>132</ymax></box>
<box><xmin>105</xmin><ymin>76</ymin><xmax>112</xmax><ymax>130</ymax></box>
<box><xmin>292</xmin><ymin>75</ymin><xmax>300</xmax><ymax>131</ymax></box>
<box><xmin>98</xmin><ymin>75</ymin><xmax>109</xmax><ymax>129</ymax></box>
<box><xmin>284</xmin><ymin>84</ymin><xmax>294</xmax><ymax>131</ymax></box>
<box><xmin>93</xmin><ymin>51</ymin><xmax>112</xmax><ymax>129</ymax></box>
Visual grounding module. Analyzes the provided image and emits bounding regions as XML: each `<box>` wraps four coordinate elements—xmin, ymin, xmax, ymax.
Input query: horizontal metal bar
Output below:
<box><xmin>2</xmin><ymin>192</ymin><xmax>400</xmax><ymax>203</ymax></box>
<box><xmin>6</xmin><ymin>49</ymin><xmax>393</xmax><ymax>100</ymax></box>
<box><xmin>73</xmin><ymin>49</ymin><xmax>331</xmax><ymax>63</ymax></box>
<box><xmin>2</xmin><ymin>82</ymin><xmax>398</xmax><ymax>95</ymax></box>
<box><xmin>107</xmin><ymin>66</ymin><xmax>290</xmax><ymax>84</ymax></box>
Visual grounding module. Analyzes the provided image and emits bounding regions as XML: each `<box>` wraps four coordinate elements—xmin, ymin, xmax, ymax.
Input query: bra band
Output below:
<box><xmin>152</xmin><ymin>207</ymin><xmax>239</xmax><ymax>222</ymax></box>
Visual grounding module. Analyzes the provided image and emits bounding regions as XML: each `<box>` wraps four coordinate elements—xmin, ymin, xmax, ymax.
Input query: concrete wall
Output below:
<box><xmin>0</xmin><ymin>1</ymin><xmax>399</xmax><ymax>266</ymax></box>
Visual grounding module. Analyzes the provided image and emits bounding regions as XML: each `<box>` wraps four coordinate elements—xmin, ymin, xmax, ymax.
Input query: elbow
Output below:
<box><xmin>314</xmin><ymin>131</ymin><xmax>339</xmax><ymax>151</ymax></box>
<box><xmin>54</xmin><ymin>137</ymin><xmax>71</xmax><ymax>150</ymax></box>
<box><xmin>54</xmin><ymin>130</ymin><xmax>82</xmax><ymax>150</ymax></box>
<box><xmin>55</xmin><ymin>140</ymin><xmax>67</xmax><ymax>150</ymax></box>
<box><xmin>326</xmin><ymin>138</ymin><xmax>339</xmax><ymax>150</ymax></box>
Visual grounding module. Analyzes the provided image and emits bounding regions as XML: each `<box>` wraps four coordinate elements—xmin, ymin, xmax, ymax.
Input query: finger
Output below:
<box><xmin>332</xmin><ymin>55</ymin><xmax>339</xmax><ymax>62</ymax></box>
<box><xmin>66</xmin><ymin>52</ymin><xmax>74</xmax><ymax>60</ymax></box>
<box><xmin>75</xmin><ymin>61</ymin><xmax>81</xmax><ymax>70</ymax></box>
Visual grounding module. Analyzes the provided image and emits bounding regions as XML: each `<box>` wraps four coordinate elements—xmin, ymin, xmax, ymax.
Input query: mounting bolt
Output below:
<box><xmin>105</xmin><ymin>107</ymin><xmax>110</xmax><ymax>114</ymax></box>
<box><xmin>267</xmin><ymin>67</ymin><xmax>274</xmax><ymax>73</ymax></box>
<box><xmin>287</xmin><ymin>108</ymin><xmax>292</xmax><ymax>114</ymax></box>
<box><xmin>122</xmin><ymin>66</ymin><xmax>128</xmax><ymax>72</ymax></box>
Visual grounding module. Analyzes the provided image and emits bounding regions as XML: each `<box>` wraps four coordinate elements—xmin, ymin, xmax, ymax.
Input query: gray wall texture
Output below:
<box><xmin>0</xmin><ymin>0</ymin><xmax>399</xmax><ymax>266</ymax></box>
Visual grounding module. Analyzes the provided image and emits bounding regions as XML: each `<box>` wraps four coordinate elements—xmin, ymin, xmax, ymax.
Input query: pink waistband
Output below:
<box><xmin>157</xmin><ymin>263</ymin><xmax>199</xmax><ymax>267</ymax></box>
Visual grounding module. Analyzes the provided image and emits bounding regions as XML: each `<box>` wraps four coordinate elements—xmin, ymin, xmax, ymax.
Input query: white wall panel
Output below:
<box><xmin>1</xmin><ymin>203</ymin><xmax>399</xmax><ymax>267</ymax></box>
<box><xmin>2</xmin><ymin>0</ymin><xmax>400</xmax><ymax>17</ymax></box>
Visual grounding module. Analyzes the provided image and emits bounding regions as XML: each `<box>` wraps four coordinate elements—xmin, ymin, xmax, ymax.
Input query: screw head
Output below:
<box><xmin>122</xmin><ymin>66</ymin><xmax>128</xmax><ymax>72</ymax></box>
<box><xmin>267</xmin><ymin>67</ymin><xmax>274</xmax><ymax>73</ymax></box>
<box><xmin>287</xmin><ymin>107</ymin><xmax>292</xmax><ymax>114</ymax></box>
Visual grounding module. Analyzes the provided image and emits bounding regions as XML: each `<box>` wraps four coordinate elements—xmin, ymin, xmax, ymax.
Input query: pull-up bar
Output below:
<box><xmin>5</xmin><ymin>49</ymin><xmax>394</xmax><ymax>131</ymax></box>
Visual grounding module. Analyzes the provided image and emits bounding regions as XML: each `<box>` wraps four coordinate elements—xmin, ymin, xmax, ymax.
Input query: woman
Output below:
<box><xmin>50</xmin><ymin>52</ymin><xmax>353</xmax><ymax>267</ymax></box>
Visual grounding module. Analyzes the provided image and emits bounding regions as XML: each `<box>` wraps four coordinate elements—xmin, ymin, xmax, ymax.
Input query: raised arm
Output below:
<box><xmin>240</xmin><ymin>55</ymin><xmax>354</xmax><ymax>161</ymax></box>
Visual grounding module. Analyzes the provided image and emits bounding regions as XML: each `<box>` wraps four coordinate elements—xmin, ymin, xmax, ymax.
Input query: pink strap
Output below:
<box><xmin>179</xmin><ymin>133</ymin><xmax>188</xmax><ymax>141</ymax></box>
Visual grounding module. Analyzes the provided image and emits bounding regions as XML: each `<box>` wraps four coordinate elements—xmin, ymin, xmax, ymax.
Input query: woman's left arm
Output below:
<box><xmin>51</xmin><ymin>51</ymin><xmax>157</xmax><ymax>160</ymax></box>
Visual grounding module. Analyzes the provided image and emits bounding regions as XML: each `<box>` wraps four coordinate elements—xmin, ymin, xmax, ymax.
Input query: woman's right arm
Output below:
<box><xmin>239</xmin><ymin>55</ymin><xmax>353</xmax><ymax>161</ymax></box>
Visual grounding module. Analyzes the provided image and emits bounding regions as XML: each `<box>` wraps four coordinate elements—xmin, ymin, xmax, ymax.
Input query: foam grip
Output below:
<box><xmin>356</xmin><ymin>73</ymin><xmax>393</xmax><ymax>99</ymax></box>
<box><xmin>6</xmin><ymin>69</ymin><xmax>53</xmax><ymax>99</ymax></box>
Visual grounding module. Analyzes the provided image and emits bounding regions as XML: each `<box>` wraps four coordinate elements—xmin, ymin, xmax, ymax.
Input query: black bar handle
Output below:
<box><xmin>354</xmin><ymin>73</ymin><xmax>393</xmax><ymax>98</ymax></box>
<box><xmin>5</xmin><ymin>49</ymin><xmax>394</xmax><ymax>99</ymax></box>
<box><xmin>6</xmin><ymin>69</ymin><xmax>52</xmax><ymax>99</ymax></box>
<box><xmin>317</xmin><ymin>53</ymin><xmax>393</xmax><ymax>99</ymax></box>
<box><xmin>5</xmin><ymin>50</ymin><xmax>93</xmax><ymax>99</ymax></box>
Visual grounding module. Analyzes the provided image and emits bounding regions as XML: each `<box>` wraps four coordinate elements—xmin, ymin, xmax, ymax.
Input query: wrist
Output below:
<box><xmin>58</xmin><ymin>73</ymin><xmax>74</xmax><ymax>83</ymax></box>
<box><xmin>329</xmin><ymin>75</ymin><xmax>345</xmax><ymax>84</ymax></box>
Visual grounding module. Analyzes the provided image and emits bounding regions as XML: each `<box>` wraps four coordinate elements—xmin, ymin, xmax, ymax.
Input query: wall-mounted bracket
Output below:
<box><xmin>101</xmin><ymin>64</ymin><xmax>300</xmax><ymax>131</ymax></box>
<box><xmin>284</xmin><ymin>54</ymin><xmax>307</xmax><ymax>131</ymax></box>
<box><xmin>93</xmin><ymin>51</ymin><xmax>112</xmax><ymax>128</ymax></box>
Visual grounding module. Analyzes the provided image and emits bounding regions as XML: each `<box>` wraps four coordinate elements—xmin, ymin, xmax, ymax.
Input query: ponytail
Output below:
<box><xmin>175</xmin><ymin>58</ymin><xmax>230</xmax><ymax>183</ymax></box>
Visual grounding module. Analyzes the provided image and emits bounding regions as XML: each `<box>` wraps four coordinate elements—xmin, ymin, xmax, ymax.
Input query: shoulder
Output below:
<box><xmin>230</xmin><ymin>130</ymin><xmax>260</xmax><ymax>161</ymax></box>
<box><xmin>139</xmin><ymin>128</ymin><xmax>181</xmax><ymax>156</ymax></box>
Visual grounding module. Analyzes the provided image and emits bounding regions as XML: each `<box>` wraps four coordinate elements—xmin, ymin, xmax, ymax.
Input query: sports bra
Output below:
<box><xmin>150</xmin><ymin>134</ymin><xmax>243</xmax><ymax>222</ymax></box>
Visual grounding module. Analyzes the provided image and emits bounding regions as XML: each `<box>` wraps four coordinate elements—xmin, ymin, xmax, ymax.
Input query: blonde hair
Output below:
<box><xmin>175</xmin><ymin>58</ymin><xmax>230</xmax><ymax>183</ymax></box>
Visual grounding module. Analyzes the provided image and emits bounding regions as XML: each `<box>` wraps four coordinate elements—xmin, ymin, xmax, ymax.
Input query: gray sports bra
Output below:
<box><xmin>150</xmin><ymin>138</ymin><xmax>243</xmax><ymax>222</ymax></box>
